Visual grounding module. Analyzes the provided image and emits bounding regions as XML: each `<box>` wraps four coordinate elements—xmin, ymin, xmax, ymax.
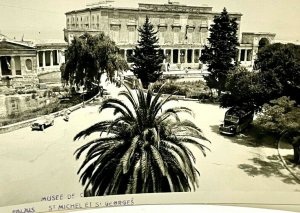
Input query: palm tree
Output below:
<box><xmin>74</xmin><ymin>84</ymin><xmax>210</xmax><ymax>196</ymax></box>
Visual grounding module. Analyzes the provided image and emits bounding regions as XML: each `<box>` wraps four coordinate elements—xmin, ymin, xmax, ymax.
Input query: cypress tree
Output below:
<box><xmin>200</xmin><ymin>8</ymin><xmax>239</xmax><ymax>96</ymax></box>
<box><xmin>130</xmin><ymin>16</ymin><xmax>164</xmax><ymax>88</ymax></box>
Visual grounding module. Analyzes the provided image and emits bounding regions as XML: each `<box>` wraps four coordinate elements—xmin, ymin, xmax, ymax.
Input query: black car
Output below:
<box><xmin>219</xmin><ymin>107</ymin><xmax>254</xmax><ymax>135</ymax></box>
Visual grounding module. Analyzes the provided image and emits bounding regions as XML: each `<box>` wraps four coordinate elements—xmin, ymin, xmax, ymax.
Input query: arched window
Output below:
<box><xmin>25</xmin><ymin>59</ymin><xmax>32</xmax><ymax>71</ymax></box>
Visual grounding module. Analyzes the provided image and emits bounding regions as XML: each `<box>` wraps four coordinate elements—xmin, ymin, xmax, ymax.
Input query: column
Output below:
<box><xmin>124</xmin><ymin>49</ymin><xmax>127</xmax><ymax>62</ymax></box>
<box><xmin>57</xmin><ymin>50</ymin><xmax>60</xmax><ymax>65</ymax></box>
<box><xmin>163</xmin><ymin>49</ymin><xmax>166</xmax><ymax>63</ymax></box>
<box><xmin>37</xmin><ymin>52</ymin><xmax>40</xmax><ymax>69</ymax></box>
<box><xmin>184</xmin><ymin>49</ymin><xmax>187</xmax><ymax>63</ymax></box>
<box><xmin>177</xmin><ymin>49</ymin><xmax>180</xmax><ymax>64</ymax></box>
<box><xmin>170</xmin><ymin>49</ymin><xmax>173</xmax><ymax>64</ymax></box>
<box><xmin>238</xmin><ymin>49</ymin><xmax>241</xmax><ymax>62</ymax></box>
<box><xmin>42</xmin><ymin>51</ymin><xmax>46</xmax><ymax>67</ymax></box>
<box><xmin>244</xmin><ymin>49</ymin><xmax>247</xmax><ymax>62</ymax></box>
<box><xmin>50</xmin><ymin>51</ymin><xmax>53</xmax><ymax>66</ymax></box>
<box><xmin>191</xmin><ymin>49</ymin><xmax>195</xmax><ymax>64</ymax></box>
<box><xmin>0</xmin><ymin>59</ymin><xmax>2</xmax><ymax>77</ymax></box>
<box><xmin>11</xmin><ymin>57</ymin><xmax>16</xmax><ymax>76</ymax></box>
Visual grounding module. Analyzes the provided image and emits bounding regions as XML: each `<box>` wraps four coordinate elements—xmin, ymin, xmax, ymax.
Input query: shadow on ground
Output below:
<box><xmin>210</xmin><ymin>124</ymin><xmax>279</xmax><ymax>149</ymax></box>
<box><xmin>238</xmin><ymin>155</ymin><xmax>300</xmax><ymax>185</ymax></box>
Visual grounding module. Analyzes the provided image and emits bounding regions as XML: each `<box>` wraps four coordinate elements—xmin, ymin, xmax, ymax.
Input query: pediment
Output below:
<box><xmin>0</xmin><ymin>40</ymin><xmax>35</xmax><ymax>50</ymax></box>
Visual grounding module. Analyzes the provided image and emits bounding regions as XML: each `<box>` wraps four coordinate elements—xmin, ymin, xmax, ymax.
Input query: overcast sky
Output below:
<box><xmin>0</xmin><ymin>0</ymin><xmax>299</xmax><ymax>42</ymax></box>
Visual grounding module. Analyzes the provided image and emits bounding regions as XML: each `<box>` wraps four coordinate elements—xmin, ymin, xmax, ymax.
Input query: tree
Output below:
<box><xmin>64</xmin><ymin>33</ymin><xmax>128</xmax><ymax>91</ymax></box>
<box><xmin>255</xmin><ymin>43</ymin><xmax>300</xmax><ymax>104</ymax></box>
<box><xmin>73</xmin><ymin>84</ymin><xmax>210</xmax><ymax>195</ymax></box>
<box><xmin>200</xmin><ymin>8</ymin><xmax>239</xmax><ymax>96</ymax></box>
<box><xmin>254</xmin><ymin>96</ymin><xmax>300</xmax><ymax>164</ymax></box>
<box><xmin>130</xmin><ymin>16</ymin><xmax>164</xmax><ymax>89</ymax></box>
<box><xmin>220</xmin><ymin>66</ymin><xmax>282</xmax><ymax>112</ymax></box>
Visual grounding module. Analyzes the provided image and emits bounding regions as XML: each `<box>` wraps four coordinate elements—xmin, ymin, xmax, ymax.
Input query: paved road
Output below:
<box><xmin>0</xmin><ymin>88</ymin><xmax>299</xmax><ymax>207</ymax></box>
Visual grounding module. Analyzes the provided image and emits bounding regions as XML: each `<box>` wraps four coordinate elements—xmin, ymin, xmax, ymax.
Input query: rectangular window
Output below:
<box><xmin>38</xmin><ymin>52</ymin><xmax>43</xmax><ymax>67</ymax></box>
<box><xmin>111</xmin><ymin>26</ymin><xmax>120</xmax><ymax>42</ymax></box>
<box><xmin>0</xmin><ymin>56</ymin><xmax>12</xmax><ymax>75</ymax></box>
<box><xmin>128</xmin><ymin>26</ymin><xmax>136</xmax><ymax>44</ymax></box>
<box><xmin>194</xmin><ymin>49</ymin><xmax>200</xmax><ymax>63</ymax></box>
<box><xmin>240</xmin><ymin>49</ymin><xmax>245</xmax><ymax>61</ymax></box>
<box><xmin>247</xmin><ymin>50</ymin><xmax>252</xmax><ymax>61</ymax></box>
<box><xmin>173</xmin><ymin>49</ymin><xmax>178</xmax><ymax>63</ymax></box>
<box><xmin>180</xmin><ymin>49</ymin><xmax>185</xmax><ymax>63</ymax></box>
<box><xmin>119</xmin><ymin>49</ymin><xmax>125</xmax><ymax>59</ymax></box>
<box><xmin>126</xmin><ymin>49</ymin><xmax>133</xmax><ymax>63</ymax></box>
<box><xmin>187</xmin><ymin>49</ymin><xmax>193</xmax><ymax>63</ymax></box>
<box><xmin>45</xmin><ymin>51</ymin><xmax>51</xmax><ymax>66</ymax></box>
<box><xmin>53</xmin><ymin>51</ymin><xmax>58</xmax><ymax>65</ymax></box>
<box><xmin>166</xmin><ymin>49</ymin><xmax>171</xmax><ymax>63</ymax></box>
<box><xmin>173</xmin><ymin>28</ymin><xmax>180</xmax><ymax>44</ymax></box>
<box><xmin>14</xmin><ymin>57</ymin><xmax>21</xmax><ymax>75</ymax></box>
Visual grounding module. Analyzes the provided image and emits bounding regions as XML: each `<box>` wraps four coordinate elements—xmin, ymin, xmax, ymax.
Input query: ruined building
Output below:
<box><xmin>0</xmin><ymin>34</ymin><xmax>67</xmax><ymax>90</ymax></box>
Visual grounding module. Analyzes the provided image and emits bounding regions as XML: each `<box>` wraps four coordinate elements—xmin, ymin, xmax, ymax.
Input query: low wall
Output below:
<box><xmin>0</xmin><ymin>92</ymin><xmax>56</xmax><ymax>118</ymax></box>
<box><xmin>0</xmin><ymin>93</ymin><xmax>99</xmax><ymax>134</ymax></box>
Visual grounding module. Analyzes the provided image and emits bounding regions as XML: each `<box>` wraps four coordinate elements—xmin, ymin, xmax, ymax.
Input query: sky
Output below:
<box><xmin>0</xmin><ymin>0</ymin><xmax>299</xmax><ymax>42</ymax></box>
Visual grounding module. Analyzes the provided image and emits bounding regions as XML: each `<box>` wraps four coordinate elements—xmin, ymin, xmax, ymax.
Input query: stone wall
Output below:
<box><xmin>0</xmin><ymin>92</ymin><xmax>57</xmax><ymax>118</ymax></box>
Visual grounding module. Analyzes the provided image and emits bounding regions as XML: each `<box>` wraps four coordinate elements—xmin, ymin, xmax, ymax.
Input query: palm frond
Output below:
<box><xmin>74</xmin><ymin>121</ymin><xmax>112</xmax><ymax>140</ymax></box>
<box><xmin>121</xmin><ymin>136</ymin><xmax>139</xmax><ymax>174</ymax></box>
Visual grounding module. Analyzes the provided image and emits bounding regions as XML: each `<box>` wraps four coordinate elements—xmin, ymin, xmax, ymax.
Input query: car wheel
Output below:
<box><xmin>40</xmin><ymin>125</ymin><xmax>44</xmax><ymax>131</ymax></box>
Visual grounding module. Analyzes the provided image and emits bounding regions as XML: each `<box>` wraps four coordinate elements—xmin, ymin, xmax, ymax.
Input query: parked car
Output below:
<box><xmin>219</xmin><ymin>107</ymin><xmax>254</xmax><ymax>135</ymax></box>
<box><xmin>31</xmin><ymin>115</ymin><xmax>54</xmax><ymax>131</ymax></box>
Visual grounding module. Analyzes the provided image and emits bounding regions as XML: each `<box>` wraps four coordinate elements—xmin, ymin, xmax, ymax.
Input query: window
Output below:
<box><xmin>158</xmin><ymin>27</ymin><xmax>166</xmax><ymax>44</ymax></box>
<box><xmin>246</xmin><ymin>50</ymin><xmax>252</xmax><ymax>61</ymax></box>
<box><xmin>194</xmin><ymin>49</ymin><xmax>200</xmax><ymax>63</ymax></box>
<box><xmin>165</xmin><ymin>49</ymin><xmax>171</xmax><ymax>63</ymax></box>
<box><xmin>14</xmin><ymin>57</ymin><xmax>21</xmax><ymax>75</ymax></box>
<box><xmin>187</xmin><ymin>49</ymin><xmax>193</xmax><ymax>63</ymax></box>
<box><xmin>173</xmin><ymin>49</ymin><xmax>178</xmax><ymax>63</ymax></box>
<box><xmin>173</xmin><ymin>27</ymin><xmax>180</xmax><ymax>44</ymax></box>
<box><xmin>180</xmin><ymin>49</ymin><xmax>185</xmax><ymax>63</ymax></box>
<box><xmin>53</xmin><ymin>51</ymin><xmax>58</xmax><ymax>65</ymax></box>
<box><xmin>26</xmin><ymin>59</ymin><xmax>32</xmax><ymax>71</ymax></box>
<box><xmin>45</xmin><ymin>51</ymin><xmax>51</xmax><ymax>66</ymax></box>
<box><xmin>111</xmin><ymin>26</ymin><xmax>120</xmax><ymax>42</ymax></box>
<box><xmin>38</xmin><ymin>52</ymin><xmax>43</xmax><ymax>67</ymax></box>
<box><xmin>128</xmin><ymin>26</ymin><xmax>136</xmax><ymax>44</ymax></box>
<box><xmin>240</xmin><ymin>49</ymin><xmax>245</xmax><ymax>61</ymax></box>
<box><xmin>126</xmin><ymin>49</ymin><xmax>133</xmax><ymax>63</ymax></box>
<box><xmin>0</xmin><ymin>56</ymin><xmax>12</xmax><ymax>75</ymax></box>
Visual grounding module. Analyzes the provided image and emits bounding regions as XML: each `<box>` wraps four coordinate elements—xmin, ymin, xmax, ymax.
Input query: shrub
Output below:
<box><xmin>52</xmin><ymin>86</ymin><xmax>61</xmax><ymax>93</ymax></box>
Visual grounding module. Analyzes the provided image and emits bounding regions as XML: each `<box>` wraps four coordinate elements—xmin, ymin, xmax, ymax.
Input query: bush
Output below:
<box><xmin>152</xmin><ymin>80</ymin><xmax>208</xmax><ymax>98</ymax></box>
<box><xmin>254</xmin><ymin>96</ymin><xmax>300</xmax><ymax>136</ymax></box>
<box><xmin>52</xmin><ymin>86</ymin><xmax>61</xmax><ymax>93</ymax></box>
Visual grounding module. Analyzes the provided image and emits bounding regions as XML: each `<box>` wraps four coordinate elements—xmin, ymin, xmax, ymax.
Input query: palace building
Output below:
<box><xmin>64</xmin><ymin>2</ymin><xmax>275</xmax><ymax>70</ymax></box>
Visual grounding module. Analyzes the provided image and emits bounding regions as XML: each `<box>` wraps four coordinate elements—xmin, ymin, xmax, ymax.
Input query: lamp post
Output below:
<box><xmin>82</xmin><ymin>69</ymin><xmax>86</xmax><ymax>108</ymax></box>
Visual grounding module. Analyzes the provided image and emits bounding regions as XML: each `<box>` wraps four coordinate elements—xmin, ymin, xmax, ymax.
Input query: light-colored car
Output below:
<box><xmin>31</xmin><ymin>115</ymin><xmax>54</xmax><ymax>131</ymax></box>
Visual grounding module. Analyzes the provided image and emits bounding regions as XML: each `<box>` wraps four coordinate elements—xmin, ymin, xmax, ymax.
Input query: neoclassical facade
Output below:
<box><xmin>64</xmin><ymin>2</ymin><xmax>275</xmax><ymax>70</ymax></box>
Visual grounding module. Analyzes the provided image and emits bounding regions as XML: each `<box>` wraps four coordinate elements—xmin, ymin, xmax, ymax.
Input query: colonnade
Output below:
<box><xmin>120</xmin><ymin>48</ymin><xmax>203</xmax><ymax>64</ymax></box>
<box><xmin>37</xmin><ymin>50</ymin><xmax>62</xmax><ymax>68</ymax></box>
